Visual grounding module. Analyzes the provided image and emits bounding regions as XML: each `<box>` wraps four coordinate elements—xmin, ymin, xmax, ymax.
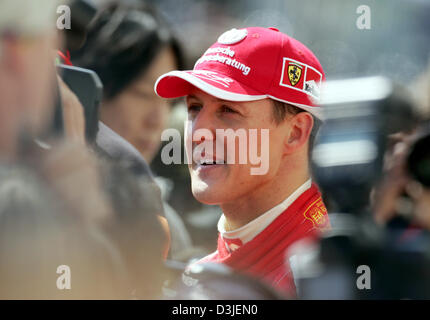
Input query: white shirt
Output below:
<box><xmin>218</xmin><ymin>179</ymin><xmax>312</xmax><ymax>252</ymax></box>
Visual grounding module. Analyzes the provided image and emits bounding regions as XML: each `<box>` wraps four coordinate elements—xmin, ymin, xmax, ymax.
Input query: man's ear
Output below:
<box><xmin>283</xmin><ymin>112</ymin><xmax>314</xmax><ymax>154</ymax></box>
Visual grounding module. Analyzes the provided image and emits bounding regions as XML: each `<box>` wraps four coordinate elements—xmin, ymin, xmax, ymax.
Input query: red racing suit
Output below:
<box><xmin>195</xmin><ymin>183</ymin><xmax>330</xmax><ymax>297</ymax></box>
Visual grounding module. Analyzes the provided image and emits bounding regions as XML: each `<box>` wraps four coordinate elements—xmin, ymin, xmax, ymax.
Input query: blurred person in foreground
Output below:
<box><xmin>0</xmin><ymin>164</ymin><xmax>129</xmax><ymax>299</ymax></box>
<box><xmin>72</xmin><ymin>1</ymin><xmax>195</xmax><ymax>261</ymax></box>
<box><xmin>0</xmin><ymin>0</ymin><xmax>88</xmax><ymax>156</ymax></box>
<box><xmin>155</xmin><ymin>27</ymin><xmax>330</xmax><ymax>297</ymax></box>
<box><xmin>0</xmin><ymin>0</ymin><xmax>112</xmax><ymax>237</ymax></box>
<box><xmin>0</xmin><ymin>1</ymin><xmax>61</xmax><ymax>159</ymax></box>
<box><xmin>24</xmin><ymin>134</ymin><xmax>170</xmax><ymax>299</ymax></box>
<box><xmin>0</xmin><ymin>133</ymin><xmax>171</xmax><ymax>299</ymax></box>
<box><xmin>98</xmin><ymin>159</ymin><xmax>170</xmax><ymax>298</ymax></box>
<box><xmin>0</xmin><ymin>0</ymin><xmax>170</xmax><ymax>299</ymax></box>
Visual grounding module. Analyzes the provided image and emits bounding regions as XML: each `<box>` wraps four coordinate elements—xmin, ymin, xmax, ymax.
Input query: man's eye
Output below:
<box><xmin>221</xmin><ymin>105</ymin><xmax>237</xmax><ymax>114</ymax></box>
<box><xmin>188</xmin><ymin>104</ymin><xmax>202</xmax><ymax>113</ymax></box>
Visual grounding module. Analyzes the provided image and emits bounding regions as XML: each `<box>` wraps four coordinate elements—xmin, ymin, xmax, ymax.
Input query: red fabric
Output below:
<box><xmin>155</xmin><ymin>27</ymin><xmax>325</xmax><ymax>119</ymax></box>
<box><xmin>57</xmin><ymin>50</ymin><xmax>73</xmax><ymax>66</ymax></box>
<box><xmin>197</xmin><ymin>183</ymin><xmax>330</xmax><ymax>297</ymax></box>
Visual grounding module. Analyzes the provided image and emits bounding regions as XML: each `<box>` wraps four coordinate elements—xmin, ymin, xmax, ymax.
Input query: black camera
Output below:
<box><xmin>312</xmin><ymin>76</ymin><xmax>417</xmax><ymax>213</ymax></box>
<box><xmin>50</xmin><ymin>0</ymin><xmax>101</xmax><ymax>143</ymax></box>
<box><xmin>407</xmin><ymin>124</ymin><xmax>430</xmax><ymax>188</ymax></box>
<box><xmin>297</xmin><ymin>77</ymin><xmax>430</xmax><ymax>299</ymax></box>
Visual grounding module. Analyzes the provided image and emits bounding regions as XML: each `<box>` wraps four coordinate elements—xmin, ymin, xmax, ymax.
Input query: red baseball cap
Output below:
<box><xmin>155</xmin><ymin>27</ymin><xmax>325</xmax><ymax>119</ymax></box>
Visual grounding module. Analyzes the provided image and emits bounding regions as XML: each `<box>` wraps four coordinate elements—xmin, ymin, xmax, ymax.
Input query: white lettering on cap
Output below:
<box><xmin>217</xmin><ymin>28</ymin><xmax>248</xmax><ymax>45</ymax></box>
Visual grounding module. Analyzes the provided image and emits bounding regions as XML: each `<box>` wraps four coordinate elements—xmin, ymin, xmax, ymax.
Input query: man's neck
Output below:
<box><xmin>220</xmin><ymin>157</ymin><xmax>310</xmax><ymax>231</ymax></box>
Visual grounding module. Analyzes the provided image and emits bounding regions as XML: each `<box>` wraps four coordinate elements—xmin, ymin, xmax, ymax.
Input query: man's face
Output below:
<box><xmin>185</xmin><ymin>88</ymin><xmax>290</xmax><ymax>206</ymax></box>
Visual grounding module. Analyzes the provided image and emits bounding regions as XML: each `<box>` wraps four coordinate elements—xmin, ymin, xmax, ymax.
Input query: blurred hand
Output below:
<box><xmin>57</xmin><ymin>75</ymin><xmax>86</xmax><ymax>145</ymax></box>
<box><xmin>371</xmin><ymin>132</ymin><xmax>415</xmax><ymax>224</ymax></box>
<box><xmin>411</xmin><ymin>187</ymin><xmax>430</xmax><ymax>230</ymax></box>
<box><xmin>40</xmin><ymin>141</ymin><xmax>113</xmax><ymax>224</ymax></box>
<box><xmin>158</xmin><ymin>215</ymin><xmax>171</xmax><ymax>260</ymax></box>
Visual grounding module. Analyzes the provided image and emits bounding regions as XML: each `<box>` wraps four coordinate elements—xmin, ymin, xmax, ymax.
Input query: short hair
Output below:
<box><xmin>72</xmin><ymin>1</ymin><xmax>185</xmax><ymax>101</ymax></box>
<box><xmin>271</xmin><ymin>99</ymin><xmax>321</xmax><ymax>156</ymax></box>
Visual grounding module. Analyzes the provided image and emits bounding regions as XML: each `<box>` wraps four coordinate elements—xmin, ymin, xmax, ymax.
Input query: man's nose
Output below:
<box><xmin>191</xmin><ymin>108</ymin><xmax>217</xmax><ymax>143</ymax></box>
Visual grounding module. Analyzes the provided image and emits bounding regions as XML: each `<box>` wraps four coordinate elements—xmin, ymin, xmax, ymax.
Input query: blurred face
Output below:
<box><xmin>0</xmin><ymin>32</ymin><xmax>58</xmax><ymax>135</ymax></box>
<box><xmin>101</xmin><ymin>47</ymin><xmax>177</xmax><ymax>163</ymax></box>
<box><xmin>186</xmin><ymin>89</ymin><xmax>289</xmax><ymax>206</ymax></box>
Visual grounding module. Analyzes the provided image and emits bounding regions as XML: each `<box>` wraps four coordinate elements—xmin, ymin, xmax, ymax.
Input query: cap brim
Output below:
<box><xmin>154</xmin><ymin>70</ymin><xmax>267</xmax><ymax>102</ymax></box>
<box><xmin>154</xmin><ymin>70</ymin><xmax>324</xmax><ymax>120</ymax></box>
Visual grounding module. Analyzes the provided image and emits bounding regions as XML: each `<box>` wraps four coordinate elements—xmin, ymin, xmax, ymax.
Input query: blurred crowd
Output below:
<box><xmin>0</xmin><ymin>0</ymin><xmax>191</xmax><ymax>299</ymax></box>
<box><xmin>0</xmin><ymin>0</ymin><xmax>430</xmax><ymax>300</ymax></box>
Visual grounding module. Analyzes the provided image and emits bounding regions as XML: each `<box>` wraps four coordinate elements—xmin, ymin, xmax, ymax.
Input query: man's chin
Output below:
<box><xmin>191</xmin><ymin>182</ymin><xmax>225</xmax><ymax>205</ymax></box>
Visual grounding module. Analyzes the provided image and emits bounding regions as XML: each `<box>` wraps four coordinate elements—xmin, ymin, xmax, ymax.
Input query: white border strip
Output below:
<box><xmin>155</xmin><ymin>70</ymin><xmax>266</xmax><ymax>101</ymax></box>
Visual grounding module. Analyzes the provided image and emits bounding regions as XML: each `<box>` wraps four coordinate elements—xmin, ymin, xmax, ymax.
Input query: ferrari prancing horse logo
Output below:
<box><xmin>288</xmin><ymin>63</ymin><xmax>303</xmax><ymax>86</ymax></box>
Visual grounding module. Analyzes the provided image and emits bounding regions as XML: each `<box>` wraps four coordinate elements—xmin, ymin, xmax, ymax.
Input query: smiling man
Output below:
<box><xmin>155</xmin><ymin>27</ymin><xmax>330</xmax><ymax>297</ymax></box>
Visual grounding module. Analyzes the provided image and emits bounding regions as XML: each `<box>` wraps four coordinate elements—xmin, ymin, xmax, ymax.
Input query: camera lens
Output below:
<box><xmin>408</xmin><ymin>133</ymin><xmax>430</xmax><ymax>187</ymax></box>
